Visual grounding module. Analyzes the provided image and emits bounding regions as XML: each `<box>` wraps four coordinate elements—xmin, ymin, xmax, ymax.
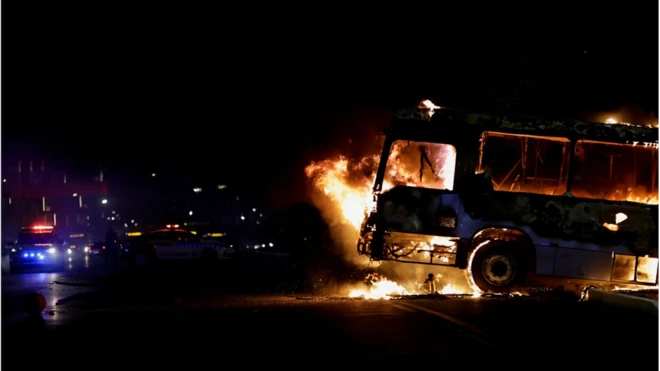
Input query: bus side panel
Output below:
<box><xmin>538</xmin><ymin>244</ymin><xmax>616</xmax><ymax>282</ymax></box>
<box><xmin>461</xmin><ymin>172</ymin><xmax>658</xmax><ymax>255</ymax></box>
<box><xmin>552</xmin><ymin>248</ymin><xmax>613</xmax><ymax>281</ymax></box>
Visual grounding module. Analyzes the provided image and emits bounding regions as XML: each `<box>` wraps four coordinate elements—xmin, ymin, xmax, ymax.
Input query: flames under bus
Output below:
<box><xmin>357</xmin><ymin>106</ymin><xmax>659</xmax><ymax>294</ymax></box>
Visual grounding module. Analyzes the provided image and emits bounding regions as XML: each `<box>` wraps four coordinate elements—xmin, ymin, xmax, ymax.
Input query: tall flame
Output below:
<box><xmin>304</xmin><ymin>130</ymin><xmax>455</xmax><ymax>231</ymax></box>
<box><xmin>304</xmin><ymin>155</ymin><xmax>379</xmax><ymax>229</ymax></box>
<box><xmin>304</xmin><ymin>100</ymin><xmax>477</xmax><ymax>298</ymax></box>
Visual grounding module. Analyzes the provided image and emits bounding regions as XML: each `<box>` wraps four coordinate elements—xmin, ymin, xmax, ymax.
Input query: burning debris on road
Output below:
<box><xmin>345</xmin><ymin>272</ymin><xmax>480</xmax><ymax>300</ymax></box>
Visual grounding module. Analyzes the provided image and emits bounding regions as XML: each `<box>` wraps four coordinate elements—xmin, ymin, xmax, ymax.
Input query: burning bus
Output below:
<box><xmin>355</xmin><ymin>101</ymin><xmax>659</xmax><ymax>294</ymax></box>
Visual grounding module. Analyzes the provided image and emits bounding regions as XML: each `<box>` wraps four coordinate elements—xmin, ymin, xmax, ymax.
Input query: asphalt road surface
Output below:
<box><xmin>2</xmin><ymin>255</ymin><xmax>658</xmax><ymax>370</ymax></box>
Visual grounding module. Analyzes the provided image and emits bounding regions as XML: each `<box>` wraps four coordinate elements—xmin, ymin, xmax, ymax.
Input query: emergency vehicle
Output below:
<box><xmin>9</xmin><ymin>226</ymin><xmax>68</xmax><ymax>273</ymax></box>
<box><xmin>124</xmin><ymin>224</ymin><xmax>235</xmax><ymax>267</ymax></box>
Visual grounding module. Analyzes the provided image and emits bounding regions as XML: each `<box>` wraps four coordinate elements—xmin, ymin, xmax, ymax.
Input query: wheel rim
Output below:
<box><xmin>481</xmin><ymin>252</ymin><xmax>516</xmax><ymax>286</ymax></box>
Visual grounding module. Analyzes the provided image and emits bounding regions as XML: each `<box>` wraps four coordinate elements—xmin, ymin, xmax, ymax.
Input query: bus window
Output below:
<box><xmin>383</xmin><ymin>140</ymin><xmax>456</xmax><ymax>191</ymax></box>
<box><xmin>571</xmin><ymin>140</ymin><xmax>658</xmax><ymax>204</ymax></box>
<box><xmin>478</xmin><ymin>131</ymin><xmax>570</xmax><ymax>196</ymax></box>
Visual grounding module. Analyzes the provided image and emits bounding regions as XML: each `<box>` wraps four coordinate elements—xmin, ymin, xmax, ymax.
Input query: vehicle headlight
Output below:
<box><xmin>47</xmin><ymin>247</ymin><xmax>57</xmax><ymax>254</ymax></box>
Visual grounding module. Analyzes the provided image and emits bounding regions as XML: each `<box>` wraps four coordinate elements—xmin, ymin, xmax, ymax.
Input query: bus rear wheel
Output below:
<box><xmin>470</xmin><ymin>241</ymin><xmax>526</xmax><ymax>294</ymax></box>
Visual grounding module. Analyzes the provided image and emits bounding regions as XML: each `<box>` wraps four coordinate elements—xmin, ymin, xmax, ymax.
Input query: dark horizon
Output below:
<box><xmin>2</xmin><ymin>3</ymin><xmax>658</xmax><ymax>204</ymax></box>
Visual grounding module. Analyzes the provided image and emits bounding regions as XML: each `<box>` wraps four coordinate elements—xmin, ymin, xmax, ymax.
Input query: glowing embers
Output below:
<box><xmin>382</xmin><ymin>233</ymin><xmax>458</xmax><ymax>265</ymax></box>
<box><xmin>348</xmin><ymin>273</ymin><xmax>408</xmax><ymax>300</ymax></box>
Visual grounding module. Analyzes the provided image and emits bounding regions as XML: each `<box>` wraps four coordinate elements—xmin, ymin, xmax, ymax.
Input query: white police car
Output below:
<box><xmin>9</xmin><ymin>226</ymin><xmax>68</xmax><ymax>273</ymax></box>
<box><xmin>126</xmin><ymin>225</ymin><xmax>234</xmax><ymax>267</ymax></box>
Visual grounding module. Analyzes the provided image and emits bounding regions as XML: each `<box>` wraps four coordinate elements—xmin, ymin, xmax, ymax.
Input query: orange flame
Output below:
<box><xmin>304</xmin><ymin>155</ymin><xmax>379</xmax><ymax>229</ymax></box>
<box><xmin>304</xmin><ymin>100</ymin><xmax>470</xmax><ymax>297</ymax></box>
<box><xmin>347</xmin><ymin>273</ymin><xmax>479</xmax><ymax>299</ymax></box>
<box><xmin>304</xmin><ymin>137</ymin><xmax>455</xmax><ymax>230</ymax></box>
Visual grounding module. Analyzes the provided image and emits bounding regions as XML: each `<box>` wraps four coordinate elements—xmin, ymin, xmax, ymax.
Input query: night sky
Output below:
<box><xmin>3</xmin><ymin>3</ymin><xmax>658</xmax><ymax>202</ymax></box>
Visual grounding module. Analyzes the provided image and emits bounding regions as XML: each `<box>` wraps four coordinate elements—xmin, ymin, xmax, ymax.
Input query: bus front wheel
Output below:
<box><xmin>470</xmin><ymin>242</ymin><xmax>526</xmax><ymax>294</ymax></box>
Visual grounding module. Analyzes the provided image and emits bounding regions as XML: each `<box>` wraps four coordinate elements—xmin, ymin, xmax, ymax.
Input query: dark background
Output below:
<box><xmin>3</xmin><ymin>3</ymin><xmax>658</xmax><ymax>204</ymax></box>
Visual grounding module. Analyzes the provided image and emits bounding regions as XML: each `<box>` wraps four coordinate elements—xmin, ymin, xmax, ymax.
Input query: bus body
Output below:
<box><xmin>357</xmin><ymin>104</ymin><xmax>659</xmax><ymax>293</ymax></box>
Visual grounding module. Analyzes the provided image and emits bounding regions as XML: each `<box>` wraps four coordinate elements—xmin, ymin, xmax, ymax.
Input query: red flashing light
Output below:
<box><xmin>31</xmin><ymin>225</ymin><xmax>54</xmax><ymax>230</ymax></box>
<box><xmin>165</xmin><ymin>224</ymin><xmax>180</xmax><ymax>229</ymax></box>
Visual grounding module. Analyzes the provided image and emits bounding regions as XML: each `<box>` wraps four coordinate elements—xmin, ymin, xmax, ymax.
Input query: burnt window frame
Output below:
<box><xmin>568</xmin><ymin>139</ymin><xmax>659</xmax><ymax>203</ymax></box>
<box><xmin>477</xmin><ymin>131</ymin><xmax>572</xmax><ymax>196</ymax></box>
<box><xmin>382</xmin><ymin>139</ymin><xmax>458</xmax><ymax>191</ymax></box>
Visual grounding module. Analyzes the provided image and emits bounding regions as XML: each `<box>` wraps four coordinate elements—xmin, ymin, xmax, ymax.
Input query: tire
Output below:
<box><xmin>470</xmin><ymin>241</ymin><xmax>526</xmax><ymax>294</ymax></box>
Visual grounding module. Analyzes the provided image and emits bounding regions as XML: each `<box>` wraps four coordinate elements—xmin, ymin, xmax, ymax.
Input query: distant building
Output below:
<box><xmin>0</xmin><ymin>157</ymin><xmax>282</xmax><ymax>246</ymax></box>
<box><xmin>1</xmin><ymin>159</ymin><xmax>109</xmax><ymax>244</ymax></box>
<box><xmin>141</xmin><ymin>180</ymin><xmax>278</xmax><ymax>245</ymax></box>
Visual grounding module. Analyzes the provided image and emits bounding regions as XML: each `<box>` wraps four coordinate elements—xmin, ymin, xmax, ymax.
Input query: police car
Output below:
<box><xmin>125</xmin><ymin>225</ymin><xmax>234</xmax><ymax>267</ymax></box>
<box><xmin>9</xmin><ymin>226</ymin><xmax>68</xmax><ymax>273</ymax></box>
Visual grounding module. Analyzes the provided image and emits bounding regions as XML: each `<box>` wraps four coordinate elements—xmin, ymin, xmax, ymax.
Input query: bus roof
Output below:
<box><xmin>390</xmin><ymin>107</ymin><xmax>658</xmax><ymax>145</ymax></box>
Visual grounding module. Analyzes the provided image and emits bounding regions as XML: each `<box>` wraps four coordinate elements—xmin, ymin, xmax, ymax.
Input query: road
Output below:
<box><xmin>2</xmin><ymin>255</ymin><xmax>658</xmax><ymax>370</ymax></box>
<box><xmin>1</xmin><ymin>254</ymin><xmax>100</xmax><ymax>323</ymax></box>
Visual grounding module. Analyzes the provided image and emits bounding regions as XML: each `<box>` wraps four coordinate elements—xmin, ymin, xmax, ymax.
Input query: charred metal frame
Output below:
<box><xmin>360</xmin><ymin>106</ymin><xmax>659</xmax><ymax>282</ymax></box>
